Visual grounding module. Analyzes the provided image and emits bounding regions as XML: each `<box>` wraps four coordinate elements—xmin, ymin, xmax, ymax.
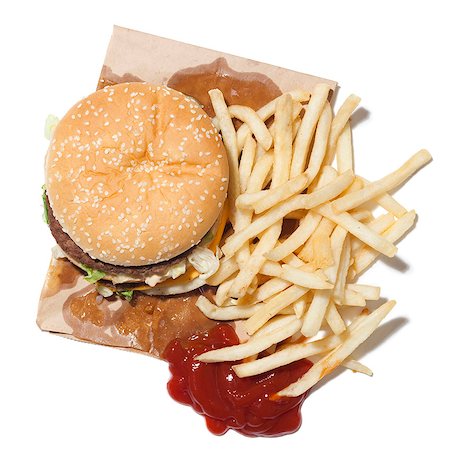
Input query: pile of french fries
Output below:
<box><xmin>196</xmin><ymin>83</ymin><xmax>431</xmax><ymax>397</ymax></box>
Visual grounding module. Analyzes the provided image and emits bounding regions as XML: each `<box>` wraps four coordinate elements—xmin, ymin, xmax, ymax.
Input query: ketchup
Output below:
<box><xmin>163</xmin><ymin>324</ymin><xmax>312</xmax><ymax>437</ymax></box>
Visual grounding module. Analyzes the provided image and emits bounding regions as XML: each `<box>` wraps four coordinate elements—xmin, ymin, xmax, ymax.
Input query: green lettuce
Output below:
<box><xmin>41</xmin><ymin>185</ymin><xmax>49</xmax><ymax>224</ymax></box>
<box><xmin>44</xmin><ymin>114</ymin><xmax>59</xmax><ymax>140</ymax></box>
<box><xmin>119</xmin><ymin>290</ymin><xmax>134</xmax><ymax>301</ymax></box>
<box><xmin>79</xmin><ymin>264</ymin><xmax>105</xmax><ymax>283</ymax></box>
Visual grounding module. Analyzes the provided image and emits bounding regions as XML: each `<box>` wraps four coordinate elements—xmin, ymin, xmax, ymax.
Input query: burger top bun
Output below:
<box><xmin>45</xmin><ymin>82</ymin><xmax>229</xmax><ymax>266</ymax></box>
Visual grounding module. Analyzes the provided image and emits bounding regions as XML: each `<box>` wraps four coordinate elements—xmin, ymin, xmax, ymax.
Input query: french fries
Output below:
<box><xmin>290</xmin><ymin>83</ymin><xmax>330</xmax><ymax>177</ymax></box>
<box><xmin>200</xmin><ymin>84</ymin><xmax>431</xmax><ymax>398</ymax></box>
<box><xmin>221</xmin><ymin>170</ymin><xmax>354</xmax><ymax>258</ymax></box>
<box><xmin>197</xmin><ymin>315</ymin><xmax>302</xmax><ymax>362</ymax></box>
<box><xmin>278</xmin><ymin>301</ymin><xmax>396</xmax><ymax>396</ymax></box>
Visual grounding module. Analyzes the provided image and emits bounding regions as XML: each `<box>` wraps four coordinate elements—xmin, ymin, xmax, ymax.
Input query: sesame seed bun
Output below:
<box><xmin>45</xmin><ymin>82</ymin><xmax>229</xmax><ymax>266</ymax></box>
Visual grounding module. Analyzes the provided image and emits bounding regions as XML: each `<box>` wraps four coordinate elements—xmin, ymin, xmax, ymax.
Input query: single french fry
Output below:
<box><xmin>324</xmin><ymin>94</ymin><xmax>361</xmax><ymax>166</ymax></box>
<box><xmin>301</xmin><ymin>290</ymin><xmax>330</xmax><ymax>337</ymax></box>
<box><xmin>332</xmin><ymin>235</ymin><xmax>351</xmax><ymax>304</ymax></box>
<box><xmin>332</xmin><ymin>150</ymin><xmax>432</xmax><ymax>213</ymax></box>
<box><xmin>290</xmin><ymin>83</ymin><xmax>331</xmax><ymax>178</ymax></box>
<box><xmin>253</xmin><ymin>278</ymin><xmax>292</xmax><ymax>303</ymax></box>
<box><xmin>341</xmin><ymin>289</ymin><xmax>366</xmax><ymax>307</ymax></box>
<box><xmin>304</xmin><ymin>102</ymin><xmax>332</xmax><ymax>184</ymax></box>
<box><xmin>336</xmin><ymin>121</ymin><xmax>353</xmax><ymax>174</ymax></box>
<box><xmin>325</xmin><ymin>302</ymin><xmax>346</xmax><ymax>335</ymax></box>
<box><xmin>196</xmin><ymin>295</ymin><xmax>263</xmax><ymax>320</ymax></box>
<box><xmin>293</xmin><ymin>298</ymin><xmax>307</xmax><ymax>319</ymax></box>
<box><xmin>272</xmin><ymin>94</ymin><xmax>293</xmax><ymax>185</ymax></box>
<box><xmin>347</xmin><ymin>284</ymin><xmax>380</xmax><ymax>300</ymax></box>
<box><xmin>342</xmin><ymin>359</ymin><xmax>373</xmax><ymax>376</ymax></box>
<box><xmin>239</xmin><ymin>135</ymin><xmax>257</xmax><ymax>193</ymax></box>
<box><xmin>279</xmin><ymin>264</ymin><xmax>333</xmax><ymax>290</ymax></box>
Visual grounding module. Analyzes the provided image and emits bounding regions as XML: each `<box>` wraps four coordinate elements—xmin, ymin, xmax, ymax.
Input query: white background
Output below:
<box><xmin>1</xmin><ymin>1</ymin><xmax>449</xmax><ymax>448</ymax></box>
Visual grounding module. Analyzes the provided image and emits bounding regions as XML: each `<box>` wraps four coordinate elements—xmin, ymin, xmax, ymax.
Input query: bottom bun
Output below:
<box><xmin>37</xmin><ymin>257</ymin><xmax>220</xmax><ymax>358</ymax></box>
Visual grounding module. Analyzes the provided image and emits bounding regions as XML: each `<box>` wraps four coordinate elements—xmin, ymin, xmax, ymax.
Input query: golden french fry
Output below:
<box><xmin>301</xmin><ymin>290</ymin><xmax>330</xmax><ymax>337</ymax></box>
<box><xmin>259</xmin><ymin>260</ymin><xmax>283</xmax><ymax>277</ymax></box>
<box><xmin>253</xmin><ymin>278</ymin><xmax>292</xmax><ymax>303</ymax></box>
<box><xmin>279</xmin><ymin>264</ymin><xmax>333</xmax><ymax>290</ymax></box>
<box><xmin>293</xmin><ymin>298</ymin><xmax>307</xmax><ymax>319</ymax></box>
<box><xmin>304</xmin><ymin>102</ymin><xmax>332</xmax><ymax>183</ymax></box>
<box><xmin>290</xmin><ymin>83</ymin><xmax>331</xmax><ymax>177</ymax></box>
<box><xmin>341</xmin><ymin>289</ymin><xmax>366</xmax><ymax>307</ymax></box>
<box><xmin>336</xmin><ymin>121</ymin><xmax>353</xmax><ymax>174</ymax></box>
<box><xmin>272</xmin><ymin>94</ymin><xmax>294</xmax><ymax>185</ymax></box>
<box><xmin>281</xmin><ymin>252</ymin><xmax>308</xmax><ymax>268</ymax></box>
<box><xmin>342</xmin><ymin>359</ymin><xmax>373</xmax><ymax>376</ymax></box>
<box><xmin>332</xmin><ymin>235</ymin><xmax>351</xmax><ymax>304</ymax></box>
<box><xmin>332</xmin><ymin>150</ymin><xmax>432</xmax><ymax>213</ymax></box>
<box><xmin>196</xmin><ymin>295</ymin><xmax>263</xmax><ymax>320</ymax></box>
<box><xmin>239</xmin><ymin>135</ymin><xmax>257</xmax><ymax>193</ymax></box>
<box><xmin>347</xmin><ymin>284</ymin><xmax>380</xmax><ymax>300</ymax></box>
<box><xmin>325</xmin><ymin>302</ymin><xmax>346</xmax><ymax>335</ymax></box>
<box><xmin>246</xmin><ymin>150</ymin><xmax>273</xmax><ymax>192</ymax></box>
<box><xmin>324</xmin><ymin>94</ymin><xmax>361</xmax><ymax>166</ymax></box>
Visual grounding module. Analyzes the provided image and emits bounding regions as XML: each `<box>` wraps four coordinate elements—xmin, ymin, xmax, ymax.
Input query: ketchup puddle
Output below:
<box><xmin>163</xmin><ymin>324</ymin><xmax>312</xmax><ymax>437</ymax></box>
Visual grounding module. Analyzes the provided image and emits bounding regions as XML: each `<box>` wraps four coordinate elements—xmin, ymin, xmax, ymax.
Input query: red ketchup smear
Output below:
<box><xmin>163</xmin><ymin>324</ymin><xmax>313</xmax><ymax>437</ymax></box>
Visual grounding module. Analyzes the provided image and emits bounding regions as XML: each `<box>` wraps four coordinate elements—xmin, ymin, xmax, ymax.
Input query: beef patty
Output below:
<box><xmin>45</xmin><ymin>194</ymin><xmax>193</xmax><ymax>280</ymax></box>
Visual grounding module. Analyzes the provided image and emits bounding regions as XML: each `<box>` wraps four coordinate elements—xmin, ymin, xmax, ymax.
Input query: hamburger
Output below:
<box><xmin>44</xmin><ymin>82</ymin><xmax>229</xmax><ymax>299</ymax></box>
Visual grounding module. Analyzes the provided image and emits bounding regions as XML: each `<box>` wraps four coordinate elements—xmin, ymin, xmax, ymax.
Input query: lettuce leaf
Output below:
<box><xmin>119</xmin><ymin>290</ymin><xmax>134</xmax><ymax>301</ymax></box>
<box><xmin>42</xmin><ymin>185</ymin><xmax>49</xmax><ymax>224</ymax></box>
<box><xmin>79</xmin><ymin>264</ymin><xmax>105</xmax><ymax>283</ymax></box>
<box><xmin>44</xmin><ymin>114</ymin><xmax>59</xmax><ymax>140</ymax></box>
